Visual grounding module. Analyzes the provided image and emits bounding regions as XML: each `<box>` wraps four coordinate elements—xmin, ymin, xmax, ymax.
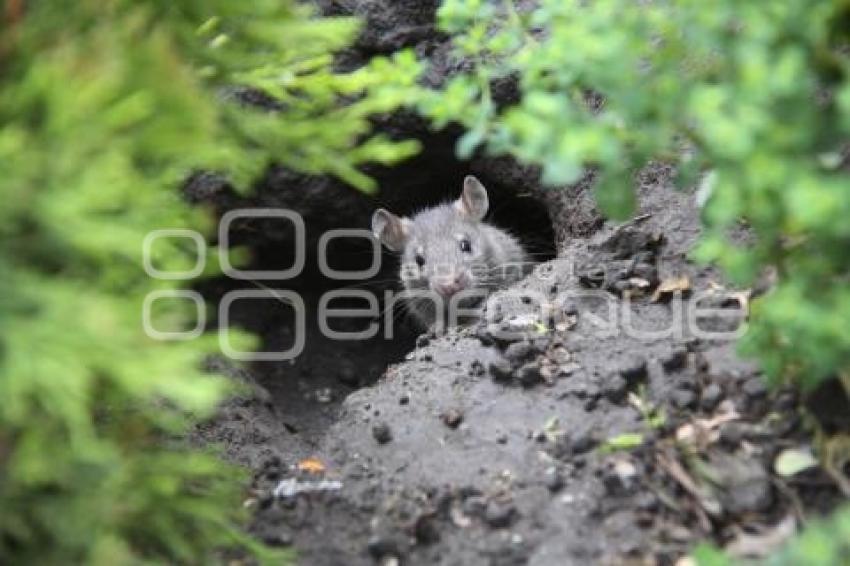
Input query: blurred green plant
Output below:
<box><xmin>693</xmin><ymin>502</ymin><xmax>850</xmax><ymax>565</ymax></box>
<box><xmin>0</xmin><ymin>0</ymin><xmax>420</xmax><ymax>563</ymax></box>
<box><xmin>420</xmin><ymin>0</ymin><xmax>850</xmax><ymax>393</ymax></box>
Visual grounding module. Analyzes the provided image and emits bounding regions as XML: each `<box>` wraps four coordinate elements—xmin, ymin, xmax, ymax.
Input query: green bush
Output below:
<box><xmin>0</xmin><ymin>0</ymin><xmax>418</xmax><ymax>563</ymax></box>
<box><xmin>419</xmin><ymin>0</ymin><xmax>850</xmax><ymax>561</ymax></box>
<box><xmin>420</xmin><ymin>0</ymin><xmax>850</xmax><ymax>392</ymax></box>
<box><xmin>693</xmin><ymin>502</ymin><xmax>850</xmax><ymax>565</ymax></box>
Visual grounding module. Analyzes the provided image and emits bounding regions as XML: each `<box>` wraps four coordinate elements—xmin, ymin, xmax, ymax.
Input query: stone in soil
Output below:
<box><xmin>484</xmin><ymin>500</ymin><xmax>517</xmax><ymax>529</ymax></box>
<box><xmin>619</xmin><ymin>356</ymin><xmax>648</xmax><ymax>384</ymax></box>
<box><xmin>518</xmin><ymin>362</ymin><xmax>544</xmax><ymax>387</ymax></box>
<box><xmin>671</xmin><ymin>388</ymin><xmax>698</xmax><ymax>410</ymax></box>
<box><xmin>372</xmin><ymin>422</ymin><xmax>393</xmax><ymax>444</ymax></box>
<box><xmin>441</xmin><ymin>408</ymin><xmax>464</xmax><ymax>429</ymax></box>
<box><xmin>661</xmin><ymin>348</ymin><xmax>689</xmax><ymax>372</ymax></box>
<box><xmin>489</xmin><ymin>358</ymin><xmax>515</xmax><ymax>382</ymax></box>
<box><xmin>700</xmin><ymin>383</ymin><xmax>723</xmax><ymax>411</ymax></box>
<box><xmin>504</xmin><ymin>341</ymin><xmax>534</xmax><ymax>363</ymax></box>
<box><xmin>603</xmin><ymin>374</ymin><xmax>629</xmax><ymax>403</ymax></box>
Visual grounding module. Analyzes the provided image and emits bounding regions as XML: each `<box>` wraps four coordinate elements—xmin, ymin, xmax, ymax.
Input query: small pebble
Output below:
<box><xmin>337</xmin><ymin>365</ymin><xmax>359</xmax><ymax>387</ymax></box>
<box><xmin>602</xmin><ymin>374</ymin><xmax>628</xmax><ymax>403</ymax></box>
<box><xmin>489</xmin><ymin>358</ymin><xmax>514</xmax><ymax>382</ymax></box>
<box><xmin>372</xmin><ymin>422</ymin><xmax>393</xmax><ymax>444</ymax></box>
<box><xmin>504</xmin><ymin>341</ymin><xmax>533</xmax><ymax>362</ymax></box>
<box><xmin>671</xmin><ymin>388</ymin><xmax>697</xmax><ymax>410</ymax></box>
<box><xmin>518</xmin><ymin>362</ymin><xmax>543</xmax><ymax>387</ymax></box>
<box><xmin>544</xmin><ymin>467</ymin><xmax>564</xmax><ymax>492</ymax></box>
<box><xmin>619</xmin><ymin>357</ymin><xmax>648</xmax><ymax>384</ymax></box>
<box><xmin>441</xmin><ymin>408</ymin><xmax>464</xmax><ymax>429</ymax></box>
<box><xmin>484</xmin><ymin>501</ymin><xmax>516</xmax><ymax>528</ymax></box>
<box><xmin>700</xmin><ymin>383</ymin><xmax>723</xmax><ymax>411</ymax></box>
<box><xmin>661</xmin><ymin>348</ymin><xmax>688</xmax><ymax>372</ymax></box>
<box><xmin>743</xmin><ymin>377</ymin><xmax>768</xmax><ymax>399</ymax></box>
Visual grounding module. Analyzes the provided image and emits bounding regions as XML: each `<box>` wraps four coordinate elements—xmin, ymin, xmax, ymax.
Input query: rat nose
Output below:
<box><xmin>433</xmin><ymin>274</ymin><xmax>467</xmax><ymax>297</ymax></box>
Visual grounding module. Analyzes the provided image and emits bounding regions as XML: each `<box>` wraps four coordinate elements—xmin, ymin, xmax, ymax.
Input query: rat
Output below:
<box><xmin>371</xmin><ymin>175</ymin><xmax>529</xmax><ymax>329</ymax></box>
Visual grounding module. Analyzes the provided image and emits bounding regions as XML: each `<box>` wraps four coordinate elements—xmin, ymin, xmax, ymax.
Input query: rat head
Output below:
<box><xmin>372</xmin><ymin>175</ymin><xmax>491</xmax><ymax>298</ymax></box>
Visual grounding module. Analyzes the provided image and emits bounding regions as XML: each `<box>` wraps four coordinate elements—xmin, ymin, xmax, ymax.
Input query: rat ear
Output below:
<box><xmin>371</xmin><ymin>209</ymin><xmax>410</xmax><ymax>252</ymax></box>
<box><xmin>455</xmin><ymin>175</ymin><xmax>489</xmax><ymax>221</ymax></box>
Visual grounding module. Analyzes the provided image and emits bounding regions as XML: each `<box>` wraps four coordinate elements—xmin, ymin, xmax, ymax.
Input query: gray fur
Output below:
<box><xmin>372</xmin><ymin>176</ymin><xmax>529</xmax><ymax>329</ymax></box>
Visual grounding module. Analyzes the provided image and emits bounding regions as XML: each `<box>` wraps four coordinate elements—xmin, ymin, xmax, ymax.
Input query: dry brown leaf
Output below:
<box><xmin>675</xmin><ymin>400</ymin><xmax>740</xmax><ymax>450</ymax></box>
<box><xmin>297</xmin><ymin>457</ymin><xmax>326</xmax><ymax>474</ymax></box>
<box><xmin>651</xmin><ymin>275</ymin><xmax>691</xmax><ymax>302</ymax></box>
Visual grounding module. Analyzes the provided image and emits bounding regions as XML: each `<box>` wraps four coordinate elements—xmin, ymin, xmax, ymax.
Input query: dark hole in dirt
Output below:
<box><xmin>194</xmin><ymin>128</ymin><xmax>556</xmax><ymax>440</ymax></box>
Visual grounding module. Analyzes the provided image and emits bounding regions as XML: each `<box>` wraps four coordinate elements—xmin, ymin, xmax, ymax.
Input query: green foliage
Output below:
<box><xmin>420</xmin><ymin>0</ymin><xmax>850</xmax><ymax>391</ymax></box>
<box><xmin>0</xmin><ymin>0</ymin><xmax>418</xmax><ymax>563</ymax></box>
<box><xmin>693</xmin><ymin>502</ymin><xmax>850</xmax><ymax>565</ymax></box>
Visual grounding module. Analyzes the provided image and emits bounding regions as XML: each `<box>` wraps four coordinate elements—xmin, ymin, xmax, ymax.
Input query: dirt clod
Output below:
<box><xmin>441</xmin><ymin>408</ymin><xmax>464</xmax><ymax>429</ymax></box>
<box><xmin>372</xmin><ymin>422</ymin><xmax>393</xmax><ymax>444</ymax></box>
<box><xmin>484</xmin><ymin>500</ymin><xmax>517</xmax><ymax>529</ymax></box>
<box><xmin>489</xmin><ymin>358</ymin><xmax>514</xmax><ymax>382</ymax></box>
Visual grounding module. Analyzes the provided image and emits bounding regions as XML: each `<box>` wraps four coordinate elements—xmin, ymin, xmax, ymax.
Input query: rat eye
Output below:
<box><xmin>459</xmin><ymin>238</ymin><xmax>472</xmax><ymax>253</ymax></box>
<box><xmin>415</xmin><ymin>254</ymin><xmax>426</xmax><ymax>267</ymax></box>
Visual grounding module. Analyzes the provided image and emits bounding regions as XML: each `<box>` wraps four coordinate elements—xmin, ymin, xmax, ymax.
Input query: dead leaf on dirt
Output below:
<box><xmin>774</xmin><ymin>447</ymin><xmax>818</xmax><ymax>477</ymax></box>
<box><xmin>726</xmin><ymin>514</ymin><xmax>797</xmax><ymax>559</ymax></box>
<box><xmin>675</xmin><ymin>400</ymin><xmax>740</xmax><ymax>450</ymax></box>
<box><xmin>297</xmin><ymin>457</ymin><xmax>326</xmax><ymax>474</ymax></box>
<box><xmin>651</xmin><ymin>275</ymin><xmax>691</xmax><ymax>302</ymax></box>
<box><xmin>450</xmin><ymin>503</ymin><xmax>471</xmax><ymax>528</ymax></box>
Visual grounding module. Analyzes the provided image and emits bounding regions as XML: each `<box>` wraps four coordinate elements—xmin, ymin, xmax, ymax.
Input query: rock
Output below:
<box><xmin>713</xmin><ymin>454</ymin><xmax>774</xmax><ymax>515</ymax></box>
<box><xmin>719</xmin><ymin>422</ymin><xmax>744</xmax><ymax>446</ymax></box>
<box><xmin>412</xmin><ymin>512</ymin><xmax>440</xmax><ymax>545</ymax></box>
<box><xmin>671</xmin><ymin>388</ymin><xmax>697</xmax><ymax>410</ymax></box>
<box><xmin>372</xmin><ymin>422</ymin><xmax>393</xmax><ymax>444</ymax></box>
<box><xmin>367</xmin><ymin>534</ymin><xmax>404</xmax><ymax>560</ymax></box>
<box><xmin>602</xmin><ymin>374</ymin><xmax>628</xmax><ymax>403</ymax></box>
<box><xmin>571</xmin><ymin>430</ymin><xmax>598</xmax><ymax>454</ymax></box>
<box><xmin>474</xmin><ymin>326</ymin><xmax>496</xmax><ymax>346</ymax></box>
<box><xmin>619</xmin><ymin>357</ymin><xmax>648</xmax><ymax>384</ymax></box>
<box><xmin>462</xmin><ymin>495</ymin><xmax>487</xmax><ymax>518</ymax></box>
<box><xmin>337</xmin><ymin>364</ymin><xmax>359</xmax><ymax>387</ymax></box>
<box><xmin>518</xmin><ymin>362</ymin><xmax>543</xmax><ymax>387</ymax></box>
<box><xmin>700</xmin><ymin>383</ymin><xmax>723</xmax><ymax>411</ymax></box>
<box><xmin>661</xmin><ymin>348</ymin><xmax>688</xmax><ymax>372</ymax></box>
<box><xmin>544</xmin><ymin>467</ymin><xmax>564</xmax><ymax>492</ymax></box>
<box><xmin>634</xmin><ymin>492</ymin><xmax>659</xmax><ymax>513</ymax></box>
<box><xmin>552</xmin><ymin>429</ymin><xmax>597</xmax><ymax>459</ymax></box>
<box><xmin>603</xmin><ymin>459</ymin><xmax>639</xmax><ymax>495</ymax></box>
<box><xmin>399</xmin><ymin>393</ymin><xmax>410</xmax><ymax>405</ymax></box>
<box><xmin>484</xmin><ymin>500</ymin><xmax>517</xmax><ymax>528</ymax></box>
<box><xmin>743</xmin><ymin>377</ymin><xmax>768</xmax><ymax>400</ymax></box>
<box><xmin>259</xmin><ymin>527</ymin><xmax>293</xmax><ymax>547</ymax></box>
<box><xmin>489</xmin><ymin>358</ymin><xmax>515</xmax><ymax>382</ymax></box>
<box><xmin>441</xmin><ymin>408</ymin><xmax>464</xmax><ymax>429</ymax></box>
<box><xmin>504</xmin><ymin>341</ymin><xmax>533</xmax><ymax>362</ymax></box>
<box><xmin>416</xmin><ymin>334</ymin><xmax>430</xmax><ymax>348</ymax></box>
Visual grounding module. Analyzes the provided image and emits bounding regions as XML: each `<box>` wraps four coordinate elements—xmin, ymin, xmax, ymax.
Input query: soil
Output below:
<box><xmin>190</xmin><ymin>2</ymin><xmax>847</xmax><ymax>564</ymax></box>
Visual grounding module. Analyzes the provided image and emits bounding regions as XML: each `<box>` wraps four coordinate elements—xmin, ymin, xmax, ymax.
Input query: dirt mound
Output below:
<box><xmin>191</xmin><ymin>2</ymin><xmax>845</xmax><ymax>563</ymax></box>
